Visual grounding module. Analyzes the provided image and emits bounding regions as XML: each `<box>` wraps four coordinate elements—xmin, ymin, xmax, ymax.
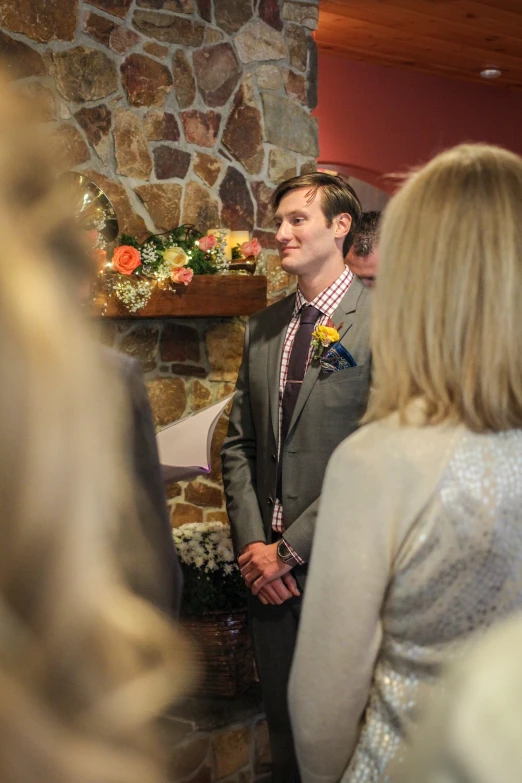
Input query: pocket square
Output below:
<box><xmin>320</xmin><ymin>341</ymin><xmax>357</xmax><ymax>373</ymax></box>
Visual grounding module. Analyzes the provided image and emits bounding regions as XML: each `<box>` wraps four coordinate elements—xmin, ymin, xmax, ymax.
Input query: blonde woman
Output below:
<box><xmin>288</xmin><ymin>143</ymin><xmax>522</xmax><ymax>783</ymax></box>
<box><xmin>0</xmin><ymin>82</ymin><xmax>193</xmax><ymax>783</ymax></box>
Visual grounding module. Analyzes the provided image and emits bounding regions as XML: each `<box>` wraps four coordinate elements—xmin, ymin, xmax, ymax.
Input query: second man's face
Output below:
<box><xmin>273</xmin><ymin>187</ymin><xmax>349</xmax><ymax>278</ymax></box>
<box><xmin>345</xmin><ymin>247</ymin><xmax>380</xmax><ymax>288</ymax></box>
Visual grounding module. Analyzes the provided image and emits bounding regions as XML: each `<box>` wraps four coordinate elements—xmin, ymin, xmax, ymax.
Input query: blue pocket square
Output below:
<box><xmin>320</xmin><ymin>342</ymin><xmax>357</xmax><ymax>373</ymax></box>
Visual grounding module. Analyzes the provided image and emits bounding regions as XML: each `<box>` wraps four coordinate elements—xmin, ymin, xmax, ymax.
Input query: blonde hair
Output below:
<box><xmin>366</xmin><ymin>143</ymin><xmax>522</xmax><ymax>432</ymax></box>
<box><xmin>0</xmin><ymin>80</ymin><xmax>193</xmax><ymax>782</ymax></box>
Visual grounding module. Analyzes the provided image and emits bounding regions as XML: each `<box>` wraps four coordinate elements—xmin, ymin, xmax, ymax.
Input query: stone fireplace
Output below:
<box><xmin>1</xmin><ymin>0</ymin><xmax>319</xmax><ymax>530</ymax></box>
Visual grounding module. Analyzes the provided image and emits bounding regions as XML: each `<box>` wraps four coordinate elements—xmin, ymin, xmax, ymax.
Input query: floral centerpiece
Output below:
<box><xmin>173</xmin><ymin>521</ymin><xmax>247</xmax><ymax>616</ymax></box>
<box><xmin>96</xmin><ymin>225</ymin><xmax>262</xmax><ymax>314</ymax></box>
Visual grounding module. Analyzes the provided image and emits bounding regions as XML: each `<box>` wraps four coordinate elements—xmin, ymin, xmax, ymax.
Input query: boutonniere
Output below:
<box><xmin>311</xmin><ymin>319</ymin><xmax>343</xmax><ymax>361</ymax></box>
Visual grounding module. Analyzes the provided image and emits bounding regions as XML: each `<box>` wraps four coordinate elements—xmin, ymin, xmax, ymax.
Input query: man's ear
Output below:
<box><xmin>334</xmin><ymin>212</ymin><xmax>352</xmax><ymax>238</ymax></box>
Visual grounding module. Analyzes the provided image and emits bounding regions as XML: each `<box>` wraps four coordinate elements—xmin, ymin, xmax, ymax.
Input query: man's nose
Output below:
<box><xmin>276</xmin><ymin>221</ymin><xmax>290</xmax><ymax>243</ymax></box>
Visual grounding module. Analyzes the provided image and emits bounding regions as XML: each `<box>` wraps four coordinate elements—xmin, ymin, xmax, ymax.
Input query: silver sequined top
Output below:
<box><xmin>289</xmin><ymin>418</ymin><xmax>522</xmax><ymax>783</ymax></box>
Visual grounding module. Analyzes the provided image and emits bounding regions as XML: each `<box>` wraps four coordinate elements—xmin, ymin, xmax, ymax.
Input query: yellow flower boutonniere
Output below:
<box><xmin>311</xmin><ymin>321</ymin><xmax>342</xmax><ymax>361</ymax></box>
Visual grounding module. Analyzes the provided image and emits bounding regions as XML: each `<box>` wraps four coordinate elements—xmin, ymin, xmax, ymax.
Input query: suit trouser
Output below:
<box><xmin>250</xmin><ymin>591</ymin><xmax>302</xmax><ymax>783</ymax></box>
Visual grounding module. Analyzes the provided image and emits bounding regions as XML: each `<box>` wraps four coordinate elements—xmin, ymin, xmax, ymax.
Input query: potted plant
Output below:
<box><xmin>173</xmin><ymin>521</ymin><xmax>254</xmax><ymax>698</ymax></box>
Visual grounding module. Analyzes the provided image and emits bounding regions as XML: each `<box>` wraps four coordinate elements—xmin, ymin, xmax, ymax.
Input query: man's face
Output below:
<box><xmin>345</xmin><ymin>247</ymin><xmax>380</xmax><ymax>288</ymax></box>
<box><xmin>274</xmin><ymin>187</ymin><xmax>349</xmax><ymax>278</ymax></box>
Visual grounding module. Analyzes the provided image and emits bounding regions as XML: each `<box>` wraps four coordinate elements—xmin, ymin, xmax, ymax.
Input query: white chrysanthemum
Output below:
<box><xmin>173</xmin><ymin>521</ymin><xmax>238</xmax><ymax>571</ymax></box>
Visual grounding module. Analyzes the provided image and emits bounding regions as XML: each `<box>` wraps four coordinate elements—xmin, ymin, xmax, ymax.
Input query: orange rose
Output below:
<box><xmin>171</xmin><ymin>267</ymin><xmax>194</xmax><ymax>286</ymax></box>
<box><xmin>112</xmin><ymin>245</ymin><xmax>142</xmax><ymax>275</ymax></box>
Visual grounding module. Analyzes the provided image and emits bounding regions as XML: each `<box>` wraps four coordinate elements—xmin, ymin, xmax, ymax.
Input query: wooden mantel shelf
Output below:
<box><xmin>94</xmin><ymin>275</ymin><xmax>267</xmax><ymax>318</ymax></box>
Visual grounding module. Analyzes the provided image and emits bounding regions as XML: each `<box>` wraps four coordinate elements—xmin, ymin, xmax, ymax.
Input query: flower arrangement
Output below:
<box><xmin>97</xmin><ymin>225</ymin><xmax>262</xmax><ymax>314</ymax></box>
<box><xmin>173</xmin><ymin>521</ymin><xmax>247</xmax><ymax>616</ymax></box>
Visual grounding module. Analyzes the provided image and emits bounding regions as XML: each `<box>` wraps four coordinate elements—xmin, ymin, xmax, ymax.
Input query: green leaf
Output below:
<box><xmin>118</xmin><ymin>234</ymin><xmax>140</xmax><ymax>250</ymax></box>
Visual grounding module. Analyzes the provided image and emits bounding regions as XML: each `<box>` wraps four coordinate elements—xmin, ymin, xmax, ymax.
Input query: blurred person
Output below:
<box><xmin>105</xmin><ymin>347</ymin><xmax>183</xmax><ymax>616</ymax></box>
<box><xmin>0</xmin><ymin>78</ymin><xmax>194</xmax><ymax>783</ymax></box>
<box><xmin>406</xmin><ymin>613</ymin><xmax>522</xmax><ymax>783</ymax></box>
<box><xmin>222</xmin><ymin>172</ymin><xmax>369</xmax><ymax>782</ymax></box>
<box><xmin>345</xmin><ymin>210</ymin><xmax>381</xmax><ymax>287</ymax></box>
<box><xmin>288</xmin><ymin>144</ymin><xmax>522</xmax><ymax>783</ymax></box>
<box><xmin>60</xmin><ymin>178</ymin><xmax>182</xmax><ymax>619</ymax></box>
<box><xmin>78</xmin><ymin>264</ymin><xmax>182</xmax><ymax>617</ymax></box>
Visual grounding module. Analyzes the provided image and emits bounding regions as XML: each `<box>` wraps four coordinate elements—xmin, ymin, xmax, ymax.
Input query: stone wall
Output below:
<box><xmin>1</xmin><ymin>0</ymin><xmax>319</xmax><ymax>535</ymax></box>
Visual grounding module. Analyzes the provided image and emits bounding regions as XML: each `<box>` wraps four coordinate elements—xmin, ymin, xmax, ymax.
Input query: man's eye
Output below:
<box><xmin>293</xmin><ymin>217</ymin><xmax>304</xmax><ymax>224</ymax></box>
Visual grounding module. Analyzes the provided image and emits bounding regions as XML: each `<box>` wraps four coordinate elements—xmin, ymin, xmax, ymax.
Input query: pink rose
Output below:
<box><xmin>240</xmin><ymin>238</ymin><xmax>262</xmax><ymax>258</ymax></box>
<box><xmin>112</xmin><ymin>245</ymin><xmax>141</xmax><ymax>275</ymax></box>
<box><xmin>171</xmin><ymin>266</ymin><xmax>194</xmax><ymax>286</ymax></box>
<box><xmin>199</xmin><ymin>234</ymin><xmax>217</xmax><ymax>252</ymax></box>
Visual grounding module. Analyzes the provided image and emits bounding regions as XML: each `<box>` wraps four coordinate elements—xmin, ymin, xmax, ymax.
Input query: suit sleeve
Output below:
<box><xmin>124</xmin><ymin>358</ymin><xmax>183</xmax><ymax>617</ymax></box>
<box><xmin>280</xmin><ymin>499</ymin><xmax>319</xmax><ymax>563</ymax></box>
<box><xmin>221</xmin><ymin>320</ymin><xmax>266</xmax><ymax>555</ymax></box>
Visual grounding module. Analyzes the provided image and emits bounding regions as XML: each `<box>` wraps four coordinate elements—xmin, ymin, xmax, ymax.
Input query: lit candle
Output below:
<box><xmin>229</xmin><ymin>231</ymin><xmax>250</xmax><ymax>259</ymax></box>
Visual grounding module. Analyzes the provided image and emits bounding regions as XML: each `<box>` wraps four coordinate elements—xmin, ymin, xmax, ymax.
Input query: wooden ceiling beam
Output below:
<box><xmin>318</xmin><ymin>18</ymin><xmax>522</xmax><ymax>72</ymax></box>
<box><xmin>320</xmin><ymin>0</ymin><xmax>522</xmax><ymax>39</ymax></box>
<box><xmin>318</xmin><ymin>1</ymin><xmax>522</xmax><ymax>53</ymax></box>
<box><xmin>316</xmin><ymin>0</ymin><xmax>522</xmax><ymax>89</ymax></box>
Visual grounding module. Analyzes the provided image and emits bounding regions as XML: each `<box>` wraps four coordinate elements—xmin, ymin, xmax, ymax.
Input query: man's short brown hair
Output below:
<box><xmin>272</xmin><ymin>172</ymin><xmax>362</xmax><ymax>255</ymax></box>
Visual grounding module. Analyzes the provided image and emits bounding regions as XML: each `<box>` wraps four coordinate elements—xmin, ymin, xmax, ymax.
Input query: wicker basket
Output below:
<box><xmin>183</xmin><ymin>609</ymin><xmax>255</xmax><ymax>699</ymax></box>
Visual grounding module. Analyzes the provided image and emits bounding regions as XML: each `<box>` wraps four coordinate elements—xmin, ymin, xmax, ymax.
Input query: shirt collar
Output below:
<box><xmin>293</xmin><ymin>266</ymin><xmax>353</xmax><ymax>318</ymax></box>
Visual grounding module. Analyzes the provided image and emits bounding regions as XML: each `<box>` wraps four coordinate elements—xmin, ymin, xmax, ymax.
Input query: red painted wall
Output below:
<box><xmin>316</xmin><ymin>53</ymin><xmax>522</xmax><ymax>191</ymax></box>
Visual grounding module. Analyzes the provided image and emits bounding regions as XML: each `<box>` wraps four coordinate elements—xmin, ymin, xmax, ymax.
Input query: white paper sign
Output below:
<box><xmin>156</xmin><ymin>393</ymin><xmax>234</xmax><ymax>482</ymax></box>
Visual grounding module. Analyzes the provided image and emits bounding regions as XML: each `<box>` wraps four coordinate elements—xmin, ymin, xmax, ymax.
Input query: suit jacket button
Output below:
<box><xmin>267</xmin><ymin>496</ymin><xmax>274</xmax><ymax>506</ymax></box>
<box><xmin>271</xmin><ymin>453</ymin><xmax>277</xmax><ymax>461</ymax></box>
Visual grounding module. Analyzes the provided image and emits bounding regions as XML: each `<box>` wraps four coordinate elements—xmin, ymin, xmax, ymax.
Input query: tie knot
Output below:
<box><xmin>299</xmin><ymin>305</ymin><xmax>321</xmax><ymax>325</ymax></box>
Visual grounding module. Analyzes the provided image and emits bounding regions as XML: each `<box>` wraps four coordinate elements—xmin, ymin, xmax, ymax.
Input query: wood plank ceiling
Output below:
<box><xmin>315</xmin><ymin>0</ymin><xmax>522</xmax><ymax>91</ymax></box>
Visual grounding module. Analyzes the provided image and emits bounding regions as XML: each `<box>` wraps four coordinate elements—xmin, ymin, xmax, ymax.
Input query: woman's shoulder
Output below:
<box><xmin>328</xmin><ymin>411</ymin><xmax>466</xmax><ymax>512</ymax></box>
<box><xmin>338</xmin><ymin>411</ymin><xmax>463</xmax><ymax>463</ymax></box>
<box><xmin>319</xmin><ymin>416</ymin><xmax>466</xmax><ymax>553</ymax></box>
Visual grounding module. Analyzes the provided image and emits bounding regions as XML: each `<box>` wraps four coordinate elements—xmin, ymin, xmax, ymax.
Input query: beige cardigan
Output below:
<box><xmin>289</xmin><ymin>414</ymin><xmax>522</xmax><ymax>783</ymax></box>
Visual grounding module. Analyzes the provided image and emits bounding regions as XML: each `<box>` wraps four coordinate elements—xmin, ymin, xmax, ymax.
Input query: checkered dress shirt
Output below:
<box><xmin>273</xmin><ymin>266</ymin><xmax>354</xmax><ymax>561</ymax></box>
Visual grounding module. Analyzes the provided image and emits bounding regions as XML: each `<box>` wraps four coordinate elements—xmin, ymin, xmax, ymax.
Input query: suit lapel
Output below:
<box><xmin>286</xmin><ymin>277</ymin><xmax>366</xmax><ymax>438</ymax></box>
<box><xmin>267</xmin><ymin>294</ymin><xmax>296</xmax><ymax>442</ymax></box>
<box><xmin>331</xmin><ymin>275</ymin><xmax>365</xmax><ymax>344</ymax></box>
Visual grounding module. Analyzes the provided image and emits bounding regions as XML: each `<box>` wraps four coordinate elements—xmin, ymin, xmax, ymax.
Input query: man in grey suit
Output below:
<box><xmin>221</xmin><ymin>173</ymin><xmax>372</xmax><ymax>782</ymax></box>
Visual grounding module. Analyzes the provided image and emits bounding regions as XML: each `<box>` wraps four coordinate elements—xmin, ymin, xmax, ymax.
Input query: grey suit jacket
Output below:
<box><xmin>104</xmin><ymin>348</ymin><xmax>182</xmax><ymax>616</ymax></box>
<box><xmin>221</xmin><ymin>277</ymin><xmax>372</xmax><ymax>586</ymax></box>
